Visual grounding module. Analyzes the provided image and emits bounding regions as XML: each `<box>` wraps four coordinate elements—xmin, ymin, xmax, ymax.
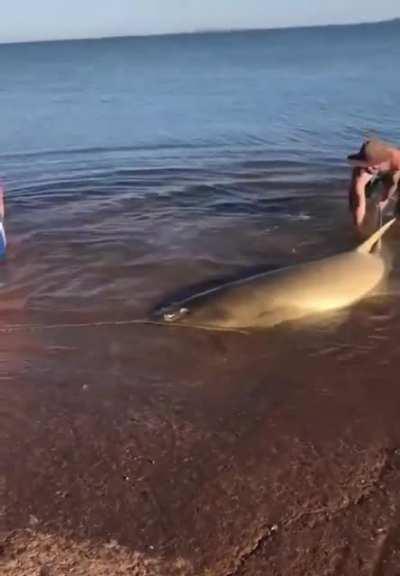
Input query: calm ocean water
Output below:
<box><xmin>2</xmin><ymin>21</ymin><xmax>400</xmax><ymax>177</ymax></box>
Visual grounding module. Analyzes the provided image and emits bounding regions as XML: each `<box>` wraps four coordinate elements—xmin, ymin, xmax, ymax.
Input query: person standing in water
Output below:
<box><xmin>0</xmin><ymin>184</ymin><xmax>6</xmax><ymax>256</ymax></box>
<box><xmin>347</xmin><ymin>139</ymin><xmax>400</xmax><ymax>230</ymax></box>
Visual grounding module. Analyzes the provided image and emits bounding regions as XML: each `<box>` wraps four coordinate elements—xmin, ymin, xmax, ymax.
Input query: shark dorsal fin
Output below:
<box><xmin>357</xmin><ymin>218</ymin><xmax>396</xmax><ymax>254</ymax></box>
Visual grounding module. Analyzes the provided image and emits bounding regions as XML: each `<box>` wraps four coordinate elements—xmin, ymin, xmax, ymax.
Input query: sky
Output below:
<box><xmin>0</xmin><ymin>0</ymin><xmax>399</xmax><ymax>43</ymax></box>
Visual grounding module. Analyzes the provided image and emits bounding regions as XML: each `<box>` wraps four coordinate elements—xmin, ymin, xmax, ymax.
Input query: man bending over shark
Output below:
<box><xmin>348</xmin><ymin>138</ymin><xmax>400</xmax><ymax>230</ymax></box>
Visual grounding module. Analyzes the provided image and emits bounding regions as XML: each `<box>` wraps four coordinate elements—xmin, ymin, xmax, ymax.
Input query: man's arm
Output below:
<box><xmin>349</xmin><ymin>168</ymin><xmax>373</xmax><ymax>227</ymax></box>
<box><xmin>0</xmin><ymin>184</ymin><xmax>4</xmax><ymax>220</ymax></box>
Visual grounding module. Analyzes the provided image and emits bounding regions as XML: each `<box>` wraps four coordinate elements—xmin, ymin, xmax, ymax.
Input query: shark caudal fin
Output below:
<box><xmin>356</xmin><ymin>218</ymin><xmax>396</xmax><ymax>254</ymax></box>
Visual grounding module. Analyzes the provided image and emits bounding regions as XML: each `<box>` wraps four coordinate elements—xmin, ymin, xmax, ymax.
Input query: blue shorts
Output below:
<box><xmin>0</xmin><ymin>221</ymin><xmax>7</xmax><ymax>257</ymax></box>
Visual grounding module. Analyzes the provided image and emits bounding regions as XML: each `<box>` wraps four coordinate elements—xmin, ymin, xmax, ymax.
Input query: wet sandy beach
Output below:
<box><xmin>3</xmin><ymin>173</ymin><xmax>400</xmax><ymax>574</ymax></box>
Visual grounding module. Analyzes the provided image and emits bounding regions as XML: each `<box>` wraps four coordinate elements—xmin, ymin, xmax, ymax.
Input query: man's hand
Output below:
<box><xmin>377</xmin><ymin>199</ymin><xmax>389</xmax><ymax>212</ymax></box>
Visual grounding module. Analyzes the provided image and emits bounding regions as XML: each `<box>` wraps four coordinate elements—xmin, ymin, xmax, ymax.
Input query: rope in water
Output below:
<box><xmin>0</xmin><ymin>318</ymin><xmax>249</xmax><ymax>335</ymax></box>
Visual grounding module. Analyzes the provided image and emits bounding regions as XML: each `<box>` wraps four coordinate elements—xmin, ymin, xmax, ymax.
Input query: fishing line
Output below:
<box><xmin>0</xmin><ymin>318</ymin><xmax>249</xmax><ymax>335</ymax></box>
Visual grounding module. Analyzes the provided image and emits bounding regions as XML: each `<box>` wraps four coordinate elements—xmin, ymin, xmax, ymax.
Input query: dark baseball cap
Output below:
<box><xmin>347</xmin><ymin>139</ymin><xmax>393</xmax><ymax>165</ymax></box>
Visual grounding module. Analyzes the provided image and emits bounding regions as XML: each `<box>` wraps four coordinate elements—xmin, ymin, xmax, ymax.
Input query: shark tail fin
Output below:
<box><xmin>357</xmin><ymin>217</ymin><xmax>396</xmax><ymax>254</ymax></box>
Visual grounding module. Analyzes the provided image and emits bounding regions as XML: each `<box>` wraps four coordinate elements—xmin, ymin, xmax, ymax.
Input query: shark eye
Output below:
<box><xmin>163</xmin><ymin>312</ymin><xmax>177</xmax><ymax>322</ymax></box>
<box><xmin>163</xmin><ymin>307</ymin><xmax>188</xmax><ymax>322</ymax></box>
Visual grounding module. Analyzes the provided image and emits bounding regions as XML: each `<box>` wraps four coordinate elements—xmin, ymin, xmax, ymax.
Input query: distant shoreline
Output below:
<box><xmin>0</xmin><ymin>17</ymin><xmax>399</xmax><ymax>47</ymax></box>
